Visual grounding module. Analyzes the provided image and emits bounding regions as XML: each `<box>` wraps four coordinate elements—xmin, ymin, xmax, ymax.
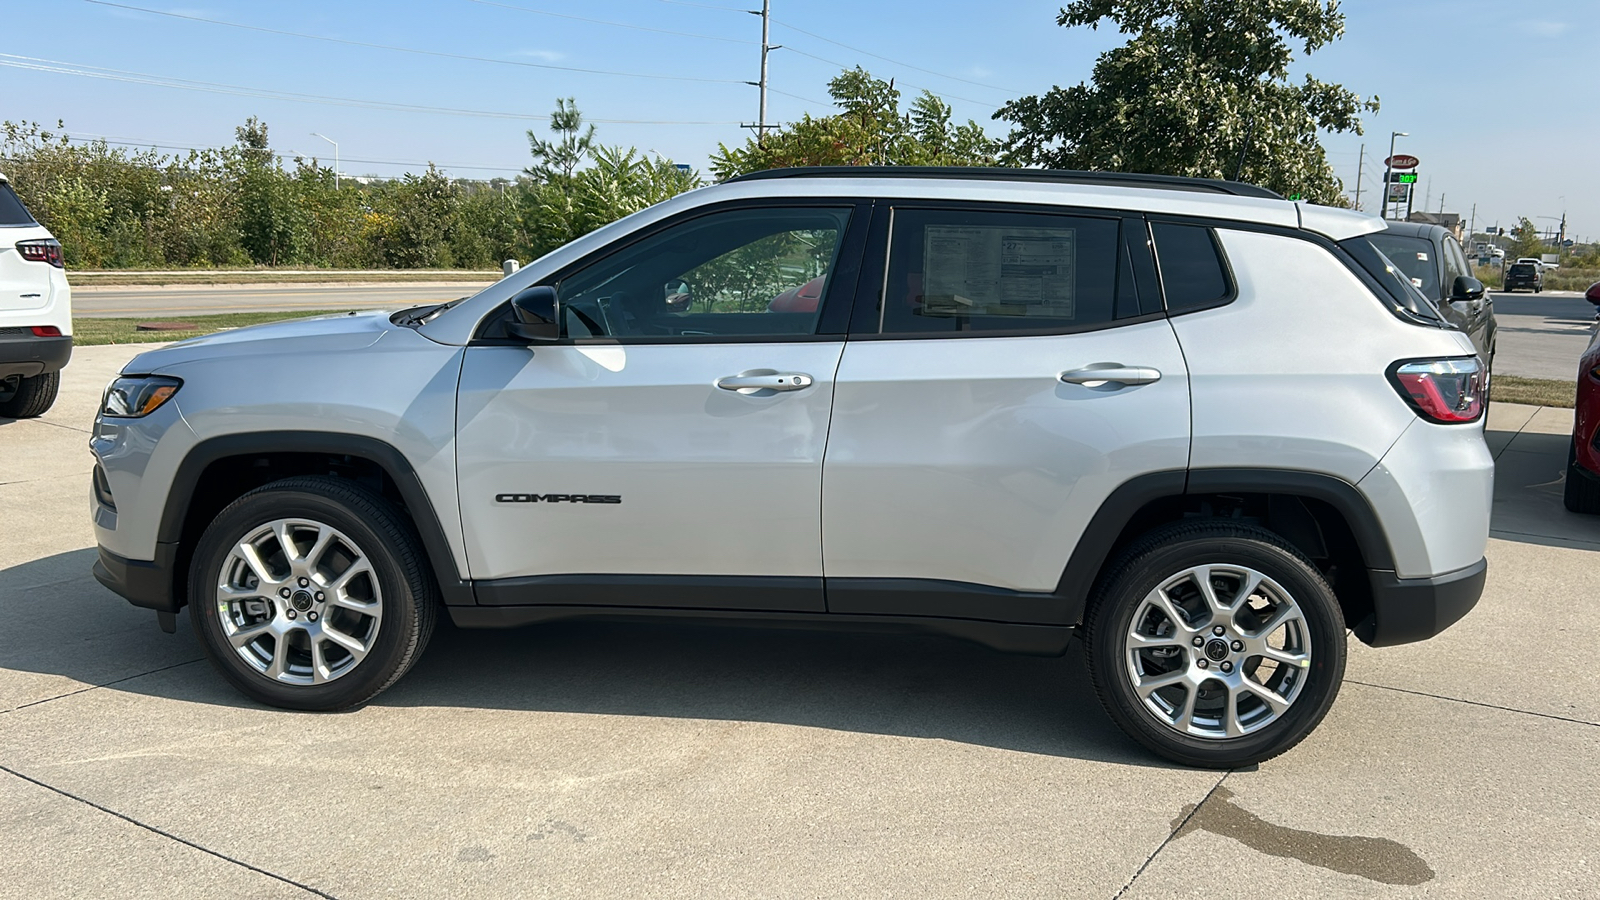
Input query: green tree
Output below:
<box><xmin>709</xmin><ymin>68</ymin><xmax>1003</xmax><ymax>178</ymax></box>
<box><xmin>1508</xmin><ymin>218</ymin><xmax>1544</xmax><ymax>261</ymax></box>
<box><xmin>996</xmin><ymin>0</ymin><xmax>1378</xmax><ymax>203</ymax></box>
<box><xmin>231</xmin><ymin>118</ymin><xmax>305</xmax><ymax>265</ymax></box>
<box><xmin>525</xmin><ymin>98</ymin><xmax>596</xmax><ymax>186</ymax></box>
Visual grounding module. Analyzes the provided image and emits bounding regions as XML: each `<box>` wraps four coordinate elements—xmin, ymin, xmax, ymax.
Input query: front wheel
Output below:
<box><xmin>1084</xmin><ymin>522</ymin><xmax>1347</xmax><ymax>768</ymax></box>
<box><xmin>188</xmin><ymin>475</ymin><xmax>439</xmax><ymax>711</ymax></box>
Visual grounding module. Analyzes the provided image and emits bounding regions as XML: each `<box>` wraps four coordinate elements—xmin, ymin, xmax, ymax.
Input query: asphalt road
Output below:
<box><xmin>70</xmin><ymin>282</ymin><xmax>494</xmax><ymax>317</ymax></box>
<box><xmin>1488</xmin><ymin>289</ymin><xmax>1597</xmax><ymax>380</ymax></box>
<box><xmin>2</xmin><ymin>344</ymin><xmax>1599</xmax><ymax>898</ymax></box>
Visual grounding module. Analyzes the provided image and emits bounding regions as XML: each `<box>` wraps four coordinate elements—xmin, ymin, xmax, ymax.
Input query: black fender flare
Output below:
<box><xmin>1054</xmin><ymin>468</ymin><xmax>1395</xmax><ymax>620</ymax></box>
<box><xmin>159</xmin><ymin>431</ymin><xmax>474</xmax><ymax>606</ymax></box>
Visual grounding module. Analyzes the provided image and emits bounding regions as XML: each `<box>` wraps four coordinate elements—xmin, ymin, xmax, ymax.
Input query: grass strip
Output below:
<box><xmin>72</xmin><ymin>310</ymin><xmax>344</xmax><ymax>346</ymax></box>
<box><xmin>1493</xmin><ymin>375</ymin><xmax>1576</xmax><ymax>409</ymax></box>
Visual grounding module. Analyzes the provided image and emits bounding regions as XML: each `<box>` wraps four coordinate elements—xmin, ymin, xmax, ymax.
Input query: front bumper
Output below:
<box><xmin>0</xmin><ymin>334</ymin><xmax>72</xmax><ymax>379</ymax></box>
<box><xmin>93</xmin><ymin>542</ymin><xmax>182</xmax><ymax>613</ymax></box>
<box><xmin>1355</xmin><ymin>557</ymin><xmax>1487</xmax><ymax>647</ymax></box>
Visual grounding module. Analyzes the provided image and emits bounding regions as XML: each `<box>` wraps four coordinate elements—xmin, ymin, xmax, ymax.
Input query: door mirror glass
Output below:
<box><xmin>508</xmin><ymin>285</ymin><xmax>559</xmax><ymax>341</ymax></box>
<box><xmin>664</xmin><ymin>281</ymin><xmax>693</xmax><ymax>313</ymax></box>
<box><xmin>1450</xmin><ymin>275</ymin><xmax>1485</xmax><ymax>302</ymax></box>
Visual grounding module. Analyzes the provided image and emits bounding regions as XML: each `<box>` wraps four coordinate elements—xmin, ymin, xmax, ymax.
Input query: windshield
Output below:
<box><xmin>0</xmin><ymin>184</ymin><xmax>37</xmax><ymax>226</ymax></box>
<box><xmin>1366</xmin><ymin>233</ymin><xmax>1439</xmax><ymax>299</ymax></box>
<box><xmin>1509</xmin><ymin>263</ymin><xmax>1536</xmax><ymax>275</ymax></box>
<box><xmin>1338</xmin><ymin>236</ymin><xmax>1443</xmax><ymax>323</ymax></box>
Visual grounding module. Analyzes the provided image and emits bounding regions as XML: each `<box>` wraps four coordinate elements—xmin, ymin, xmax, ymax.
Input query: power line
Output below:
<box><xmin>777</xmin><ymin>44</ymin><xmax>994</xmax><ymax>107</ymax></box>
<box><xmin>47</xmin><ymin>132</ymin><xmax>527</xmax><ymax>174</ymax></box>
<box><xmin>0</xmin><ymin>54</ymin><xmax>743</xmax><ymax>125</ymax></box>
<box><xmin>464</xmin><ymin>0</ymin><xmax>755</xmax><ymax>44</ymax></box>
<box><xmin>79</xmin><ymin>0</ymin><xmax>745</xmax><ymax>85</ymax></box>
<box><xmin>771</xmin><ymin>17</ymin><xmax>1021</xmax><ymax>95</ymax></box>
<box><xmin>650</xmin><ymin>0</ymin><xmax>750</xmax><ymax>10</ymax></box>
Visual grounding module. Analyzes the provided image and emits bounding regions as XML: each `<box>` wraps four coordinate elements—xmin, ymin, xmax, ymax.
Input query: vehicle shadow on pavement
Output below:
<box><xmin>1</xmin><ymin>548</ymin><xmax>1161</xmax><ymax>768</ymax></box>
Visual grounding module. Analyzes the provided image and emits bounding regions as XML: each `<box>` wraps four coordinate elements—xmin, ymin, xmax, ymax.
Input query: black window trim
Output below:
<box><xmin>1145</xmin><ymin>217</ymin><xmax>1240</xmax><ymax>316</ymax></box>
<box><xmin>849</xmin><ymin>199</ymin><xmax>1169</xmax><ymax>341</ymax></box>
<box><xmin>469</xmin><ymin>197</ymin><xmax>872</xmax><ymax>346</ymax></box>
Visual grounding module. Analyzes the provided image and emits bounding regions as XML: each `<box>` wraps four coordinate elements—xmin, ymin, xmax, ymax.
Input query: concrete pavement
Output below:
<box><xmin>2</xmin><ymin>345</ymin><xmax>1598</xmax><ymax>898</ymax></box>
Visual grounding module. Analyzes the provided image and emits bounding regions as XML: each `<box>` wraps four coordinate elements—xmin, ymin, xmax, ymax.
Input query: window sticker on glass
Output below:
<box><xmin>1410</xmin><ymin>277</ymin><xmax>1424</xmax><ymax>288</ymax></box>
<box><xmin>1416</xmin><ymin>252</ymin><xmax>1429</xmax><ymax>261</ymax></box>
<box><xmin>922</xmin><ymin>225</ymin><xmax>1076</xmax><ymax>317</ymax></box>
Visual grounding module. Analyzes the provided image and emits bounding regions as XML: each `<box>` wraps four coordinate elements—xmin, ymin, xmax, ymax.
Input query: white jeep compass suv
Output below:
<box><xmin>0</xmin><ymin>173</ymin><xmax>72</xmax><ymax>418</ymax></box>
<box><xmin>90</xmin><ymin>168</ymin><xmax>1492</xmax><ymax>767</ymax></box>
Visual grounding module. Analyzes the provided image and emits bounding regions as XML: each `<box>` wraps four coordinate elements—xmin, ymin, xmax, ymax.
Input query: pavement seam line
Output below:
<box><xmin>8</xmin><ymin>658</ymin><xmax>206</xmax><ymax>714</ymax></box>
<box><xmin>0</xmin><ymin>764</ymin><xmax>337</xmax><ymax>899</ymax></box>
<box><xmin>22</xmin><ymin>417</ymin><xmax>92</xmax><ymax>435</ymax></box>
<box><xmin>1348</xmin><ymin>679</ymin><xmax>1599</xmax><ymax>728</ymax></box>
<box><xmin>1111</xmin><ymin>771</ymin><xmax>1230</xmax><ymax>899</ymax></box>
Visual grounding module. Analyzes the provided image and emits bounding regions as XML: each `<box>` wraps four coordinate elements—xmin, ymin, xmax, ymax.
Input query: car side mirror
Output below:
<box><xmin>508</xmin><ymin>285</ymin><xmax>559</xmax><ymax>341</ymax></box>
<box><xmin>1450</xmin><ymin>275</ymin><xmax>1486</xmax><ymax>302</ymax></box>
<box><xmin>1586</xmin><ymin>282</ymin><xmax>1600</xmax><ymax>306</ymax></box>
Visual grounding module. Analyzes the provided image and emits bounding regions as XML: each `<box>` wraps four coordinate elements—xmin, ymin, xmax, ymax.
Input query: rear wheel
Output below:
<box><xmin>1564</xmin><ymin>440</ymin><xmax>1600</xmax><ymax>515</ymax></box>
<box><xmin>1085</xmin><ymin>522</ymin><xmax>1346</xmax><ymax>768</ymax></box>
<box><xmin>188</xmin><ymin>475</ymin><xmax>439</xmax><ymax>710</ymax></box>
<box><xmin>0</xmin><ymin>371</ymin><xmax>60</xmax><ymax>418</ymax></box>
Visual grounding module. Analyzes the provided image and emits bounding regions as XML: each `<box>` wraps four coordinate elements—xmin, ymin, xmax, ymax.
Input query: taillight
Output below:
<box><xmin>16</xmin><ymin>238</ymin><xmax>64</xmax><ymax>268</ymax></box>
<box><xmin>1389</xmin><ymin>358</ymin><xmax>1485</xmax><ymax>424</ymax></box>
<box><xmin>31</xmin><ymin>326</ymin><xmax>61</xmax><ymax>337</ymax></box>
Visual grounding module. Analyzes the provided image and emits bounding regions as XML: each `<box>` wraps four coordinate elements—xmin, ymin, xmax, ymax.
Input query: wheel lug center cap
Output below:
<box><xmin>291</xmin><ymin>590</ymin><xmax>314</xmax><ymax>612</ymax></box>
<box><xmin>1204</xmin><ymin>638</ymin><xmax>1230</xmax><ymax>662</ymax></box>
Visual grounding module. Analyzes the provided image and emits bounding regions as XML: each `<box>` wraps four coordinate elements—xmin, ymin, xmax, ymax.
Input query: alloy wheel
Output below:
<box><xmin>1122</xmin><ymin>564</ymin><xmax>1312</xmax><ymax>739</ymax></box>
<box><xmin>215</xmin><ymin>518</ymin><xmax>384</xmax><ymax>685</ymax></box>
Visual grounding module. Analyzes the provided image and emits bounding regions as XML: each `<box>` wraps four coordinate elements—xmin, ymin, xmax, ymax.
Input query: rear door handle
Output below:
<box><xmin>715</xmin><ymin>372</ymin><xmax>814</xmax><ymax>393</ymax></box>
<box><xmin>1059</xmin><ymin>364</ymin><xmax>1162</xmax><ymax>387</ymax></box>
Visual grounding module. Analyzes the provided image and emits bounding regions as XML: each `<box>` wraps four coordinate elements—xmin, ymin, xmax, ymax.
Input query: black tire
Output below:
<box><xmin>1564</xmin><ymin>440</ymin><xmax>1600</xmax><ymax>515</ymax></box>
<box><xmin>188</xmin><ymin>475</ymin><xmax>439</xmax><ymax>711</ymax></box>
<box><xmin>1084</xmin><ymin>521</ymin><xmax>1347</xmax><ymax>768</ymax></box>
<box><xmin>0</xmin><ymin>371</ymin><xmax>60</xmax><ymax>418</ymax></box>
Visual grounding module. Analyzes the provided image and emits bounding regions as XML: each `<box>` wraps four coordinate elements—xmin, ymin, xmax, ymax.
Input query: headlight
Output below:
<box><xmin>102</xmin><ymin>375</ymin><xmax>183</xmax><ymax>418</ymax></box>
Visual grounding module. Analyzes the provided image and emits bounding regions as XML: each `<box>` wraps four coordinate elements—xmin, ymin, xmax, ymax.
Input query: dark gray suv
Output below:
<box><xmin>1369</xmin><ymin>221</ymin><xmax>1497</xmax><ymax>364</ymax></box>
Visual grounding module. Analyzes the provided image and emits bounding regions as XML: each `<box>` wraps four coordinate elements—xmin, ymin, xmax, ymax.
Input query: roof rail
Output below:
<box><xmin>724</xmin><ymin>166</ymin><xmax>1285</xmax><ymax>200</ymax></box>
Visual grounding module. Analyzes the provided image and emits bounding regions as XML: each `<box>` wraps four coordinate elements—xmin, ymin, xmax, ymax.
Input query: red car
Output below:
<box><xmin>1566</xmin><ymin>281</ymin><xmax>1600</xmax><ymax>513</ymax></box>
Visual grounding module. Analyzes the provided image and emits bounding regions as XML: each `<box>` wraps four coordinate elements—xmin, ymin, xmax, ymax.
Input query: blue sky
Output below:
<box><xmin>3</xmin><ymin>0</ymin><xmax>1594</xmax><ymax>241</ymax></box>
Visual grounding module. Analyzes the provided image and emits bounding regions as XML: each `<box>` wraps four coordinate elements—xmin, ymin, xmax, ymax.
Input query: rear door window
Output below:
<box><xmin>877</xmin><ymin>207</ymin><xmax>1128</xmax><ymax>335</ymax></box>
<box><xmin>1150</xmin><ymin>223</ymin><xmax>1232</xmax><ymax>312</ymax></box>
<box><xmin>0</xmin><ymin>185</ymin><xmax>37</xmax><ymax>226</ymax></box>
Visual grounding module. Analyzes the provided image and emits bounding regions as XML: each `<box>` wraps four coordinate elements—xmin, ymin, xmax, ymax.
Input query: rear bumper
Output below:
<box><xmin>0</xmin><ymin>334</ymin><xmax>72</xmax><ymax>379</ymax></box>
<box><xmin>1356</xmin><ymin>557</ymin><xmax>1487</xmax><ymax>647</ymax></box>
<box><xmin>92</xmin><ymin>542</ymin><xmax>182</xmax><ymax>613</ymax></box>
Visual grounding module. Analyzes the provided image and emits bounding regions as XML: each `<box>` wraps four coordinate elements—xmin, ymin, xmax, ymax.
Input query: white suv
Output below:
<box><xmin>89</xmin><ymin>168</ymin><xmax>1492</xmax><ymax>767</ymax></box>
<box><xmin>0</xmin><ymin>173</ymin><xmax>72</xmax><ymax>418</ymax></box>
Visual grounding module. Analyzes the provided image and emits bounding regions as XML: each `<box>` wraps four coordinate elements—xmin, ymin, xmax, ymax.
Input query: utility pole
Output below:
<box><xmin>744</xmin><ymin>1</ymin><xmax>778</xmax><ymax>139</ymax></box>
<box><xmin>1353</xmin><ymin>143</ymin><xmax>1365</xmax><ymax>211</ymax></box>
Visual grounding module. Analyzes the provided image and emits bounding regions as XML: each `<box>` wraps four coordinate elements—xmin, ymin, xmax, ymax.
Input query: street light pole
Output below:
<box><xmin>311</xmin><ymin>132</ymin><xmax>339</xmax><ymax>190</ymax></box>
<box><xmin>1382</xmin><ymin>131</ymin><xmax>1407</xmax><ymax>221</ymax></box>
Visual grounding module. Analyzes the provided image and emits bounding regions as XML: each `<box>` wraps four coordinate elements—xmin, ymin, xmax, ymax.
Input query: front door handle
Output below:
<box><xmin>1059</xmin><ymin>364</ymin><xmax>1162</xmax><ymax>387</ymax></box>
<box><xmin>715</xmin><ymin>372</ymin><xmax>814</xmax><ymax>394</ymax></box>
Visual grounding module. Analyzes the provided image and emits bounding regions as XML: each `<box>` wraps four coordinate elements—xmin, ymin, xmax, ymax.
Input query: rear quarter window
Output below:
<box><xmin>1150</xmin><ymin>223</ymin><xmax>1232</xmax><ymax>312</ymax></box>
<box><xmin>0</xmin><ymin>184</ymin><xmax>38</xmax><ymax>226</ymax></box>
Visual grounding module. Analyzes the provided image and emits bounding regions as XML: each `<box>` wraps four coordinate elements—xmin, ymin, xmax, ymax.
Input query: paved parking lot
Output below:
<box><xmin>3</xmin><ymin>345</ymin><xmax>1599</xmax><ymax>898</ymax></box>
